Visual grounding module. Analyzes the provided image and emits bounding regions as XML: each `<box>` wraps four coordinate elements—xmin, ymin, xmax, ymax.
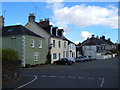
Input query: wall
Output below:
<box><xmin>50</xmin><ymin>37</ymin><xmax>64</xmax><ymax>63</ymax></box>
<box><xmin>83</xmin><ymin>45</ymin><xmax>96</xmax><ymax>58</ymax></box>
<box><xmin>2</xmin><ymin>36</ymin><xmax>23</xmax><ymax>61</ymax></box>
<box><xmin>2</xmin><ymin>61</ymin><xmax>21</xmax><ymax>87</ymax></box>
<box><xmin>25</xmin><ymin>35</ymin><xmax>47</xmax><ymax>66</ymax></box>
<box><xmin>25</xmin><ymin>22</ymin><xmax>50</xmax><ymax>56</ymax></box>
<box><xmin>68</xmin><ymin>43</ymin><xmax>76</xmax><ymax>58</ymax></box>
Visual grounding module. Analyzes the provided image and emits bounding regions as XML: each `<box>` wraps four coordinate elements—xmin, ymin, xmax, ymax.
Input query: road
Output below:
<box><xmin>3</xmin><ymin>56</ymin><xmax>119</xmax><ymax>89</ymax></box>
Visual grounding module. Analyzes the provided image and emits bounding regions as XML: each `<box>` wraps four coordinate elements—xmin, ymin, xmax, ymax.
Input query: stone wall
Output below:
<box><xmin>2</xmin><ymin>61</ymin><xmax>22</xmax><ymax>87</ymax></box>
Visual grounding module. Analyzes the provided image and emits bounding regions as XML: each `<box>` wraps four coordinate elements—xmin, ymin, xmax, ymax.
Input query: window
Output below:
<box><xmin>63</xmin><ymin>51</ymin><xmax>65</xmax><ymax>58</ymax></box>
<box><xmin>31</xmin><ymin>39</ymin><xmax>34</xmax><ymax>47</ymax></box>
<box><xmin>64</xmin><ymin>42</ymin><xmax>66</xmax><ymax>48</ymax></box>
<box><xmin>53</xmin><ymin>40</ymin><xmax>55</xmax><ymax>48</ymax></box>
<box><xmin>53</xmin><ymin>53</ymin><xmax>57</xmax><ymax>59</ymax></box>
<box><xmin>34</xmin><ymin>52</ymin><xmax>39</xmax><ymax>61</ymax></box>
<box><xmin>58</xmin><ymin>53</ymin><xmax>61</xmax><ymax>59</ymax></box>
<box><xmin>39</xmin><ymin>40</ymin><xmax>42</xmax><ymax>48</ymax></box>
<box><xmin>58</xmin><ymin>41</ymin><xmax>61</xmax><ymax>48</ymax></box>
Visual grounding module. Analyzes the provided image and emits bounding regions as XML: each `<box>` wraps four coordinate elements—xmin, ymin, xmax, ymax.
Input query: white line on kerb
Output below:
<box><xmin>99</xmin><ymin>78</ymin><xmax>104</xmax><ymax>87</ymax></box>
<box><xmin>14</xmin><ymin>75</ymin><xmax>37</xmax><ymax>90</ymax></box>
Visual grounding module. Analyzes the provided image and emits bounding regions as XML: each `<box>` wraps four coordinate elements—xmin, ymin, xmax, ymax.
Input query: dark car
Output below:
<box><xmin>53</xmin><ymin>58</ymin><xmax>73</xmax><ymax>65</ymax></box>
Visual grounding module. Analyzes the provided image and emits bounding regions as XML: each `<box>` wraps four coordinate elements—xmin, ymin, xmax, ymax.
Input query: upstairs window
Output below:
<box><xmin>31</xmin><ymin>39</ymin><xmax>34</xmax><ymax>48</ymax></box>
<box><xmin>58</xmin><ymin>41</ymin><xmax>61</xmax><ymax>48</ymax></box>
<box><xmin>53</xmin><ymin>40</ymin><xmax>56</xmax><ymax>48</ymax></box>
<box><xmin>39</xmin><ymin>40</ymin><xmax>42</xmax><ymax>48</ymax></box>
<box><xmin>64</xmin><ymin>42</ymin><xmax>66</xmax><ymax>48</ymax></box>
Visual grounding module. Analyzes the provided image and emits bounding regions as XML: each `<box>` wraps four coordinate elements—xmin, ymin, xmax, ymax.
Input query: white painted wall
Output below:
<box><xmin>68</xmin><ymin>43</ymin><xmax>76</xmax><ymax>58</ymax></box>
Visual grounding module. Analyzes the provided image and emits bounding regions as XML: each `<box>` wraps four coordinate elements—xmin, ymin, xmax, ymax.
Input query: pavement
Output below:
<box><xmin>2</xmin><ymin>56</ymin><xmax>119</xmax><ymax>89</ymax></box>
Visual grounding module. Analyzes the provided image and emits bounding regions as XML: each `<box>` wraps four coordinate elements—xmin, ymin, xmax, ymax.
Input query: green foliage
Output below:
<box><xmin>46</xmin><ymin>51</ymin><xmax>51</xmax><ymax>64</ymax></box>
<box><xmin>2</xmin><ymin>48</ymin><xmax>19</xmax><ymax>62</ymax></box>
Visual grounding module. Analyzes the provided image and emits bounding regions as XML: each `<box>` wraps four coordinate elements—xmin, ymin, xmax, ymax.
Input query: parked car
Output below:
<box><xmin>87</xmin><ymin>56</ymin><xmax>95</xmax><ymax>61</ymax></box>
<box><xmin>75</xmin><ymin>56</ymin><xmax>86</xmax><ymax>62</ymax></box>
<box><xmin>68</xmin><ymin>57</ymin><xmax>76</xmax><ymax>63</ymax></box>
<box><xmin>53</xmin><ymin>58</ymin><xmax>73</xmax><ymax>65</ymax></box>
<box><xmin>84</xmin><ymin>56</ymin><xmax>89</xmax><ymax>61</ymax></box>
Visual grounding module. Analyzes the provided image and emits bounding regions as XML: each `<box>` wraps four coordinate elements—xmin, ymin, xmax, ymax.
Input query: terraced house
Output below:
<box><xmin>2</xmin><ymin>25</ymin><xmax>47</xmax><ymax>67</ymax></box>
<box><xmin>25</xmin><ymin>13</ymin><xmax>72</xmax><ymax>63</ymax></box>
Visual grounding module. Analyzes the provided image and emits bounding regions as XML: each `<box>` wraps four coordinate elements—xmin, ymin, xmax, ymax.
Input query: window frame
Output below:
<box><xmin>31</xmin><ymin>39</ymin><xmax>34</xmax><ymax>48</ymax></box>
<box><xmin>39</xmin><ymin>40</ymin><xmax>42</xmax><ymax>48</ymax></box>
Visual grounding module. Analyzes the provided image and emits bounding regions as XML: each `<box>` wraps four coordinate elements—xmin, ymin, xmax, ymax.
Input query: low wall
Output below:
<box><xmin>2</xmin><ymin>61</ymin><xmax>22</xmax><ymax>87</ymax></box>
<box><xmin>96</xmin><ymin>54</ymin><xmax>112</xmax><ymax>59</ymax></box>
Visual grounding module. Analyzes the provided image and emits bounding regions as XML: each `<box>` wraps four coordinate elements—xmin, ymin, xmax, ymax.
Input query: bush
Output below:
<box><xmin>2</xmin><ymin>48</ymin><xmax>19</xmax><ymax>63</ymax></box>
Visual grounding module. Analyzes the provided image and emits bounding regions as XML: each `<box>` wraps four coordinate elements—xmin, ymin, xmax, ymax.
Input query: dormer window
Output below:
<box><xmin>31</xmin><ymin>39</ymin><xmax>34</xmax><ymax>48</ymax></box>
<box><xmin>50</xmin><ymin>27</ymin><xmax>53</xmax><ymax>35</ymax></box>
<box><xmin>56</xmin><ymin>29</ymin><xmax>58</xmax><ymax>36</ymax></box>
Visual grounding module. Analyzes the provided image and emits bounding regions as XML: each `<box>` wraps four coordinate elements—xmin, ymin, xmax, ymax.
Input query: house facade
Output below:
<box><xmin>82</xmin><ymin>35</ymin><xmax>116</xmax><ymax>59</ymax></box>
<box><xmin>2</xmin><ymin>25</ymin><xmax>47</xmax><ymax>67</ymax></box>
<box><xmin>25</xmin><ymin>13</ymin><xmax>69</xmax><ymax>63</ymax></box>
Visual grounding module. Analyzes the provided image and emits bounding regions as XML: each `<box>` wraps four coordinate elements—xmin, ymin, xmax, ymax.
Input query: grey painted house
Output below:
<box><xmin>2</xmin><ymin>25</ymin><xmax>47</xmax><ymax>67</ymax></box>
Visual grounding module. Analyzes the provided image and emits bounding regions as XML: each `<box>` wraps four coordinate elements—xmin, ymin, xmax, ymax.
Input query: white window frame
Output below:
<box><xmin>31</xmin><ymin>39</ymin><xmax>34</xmax><ymax>48</ymax></box>
<box><xmin>39</xmin><ymin>40</ymin><xmax>42</xmax><ymax>48</ymax></box>
<box><xmin>34</xmin><ymin>52</ymin><xmax>39</xmax><ymax>61</ymax></box>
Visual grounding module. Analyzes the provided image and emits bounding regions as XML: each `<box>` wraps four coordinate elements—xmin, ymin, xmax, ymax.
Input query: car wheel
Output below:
<box><xmin>65</xmin><ymin>63</ymin><xmax>68</xmax><ymax>65</ymax></box>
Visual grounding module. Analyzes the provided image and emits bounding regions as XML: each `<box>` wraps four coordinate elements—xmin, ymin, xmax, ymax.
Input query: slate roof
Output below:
<box><xmin>2</xmin><ymin>25</ymin><xmax>44</xmax><ymax>38</ymax></box>
<box><xmin>81</xmin><ymin>36</ymin><xmax>114</xmax><ymax>46</ymax></box>
<box><xmin>63</xmin><ymin>36</ymin><xmax>75</xmax><ymax>45</ymax></box>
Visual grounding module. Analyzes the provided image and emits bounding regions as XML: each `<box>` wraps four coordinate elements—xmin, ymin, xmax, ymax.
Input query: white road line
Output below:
<box><xmin>40</xmin><ymin>75</ymin><xmax>47</xmax><ymax>77</ymax></box>
<box><xmin>78</xmin><ymin>77</ymin><xmax>85</xmax><ymax>79</ymax></box>
<box><xmin>88</xmin><ymin>77</ymin><xmax>95</xmax><ymax>80</ymax></box>
<box><xmin>58</xmin><ymin>76</ymin><xmax>65</xmax><ymax>78</ymax></box>
<box><xmin>14</xmin><ymin>75</ymin><xmax>37</xmax><ymax>90</ymax></box>
<box><xmin>98</xmin><ymin>78</ymin><xmax>104</xmax><ymax>87</ymax></box>
<box><xmin>68</xmin><ymin>76</ymin><xmax>76</xmax><ymax>79</ymax></box>
<box><xmin>48</xmin><ymin>76</ymin><xmax>56</xmax><ymax>78</ymax></box>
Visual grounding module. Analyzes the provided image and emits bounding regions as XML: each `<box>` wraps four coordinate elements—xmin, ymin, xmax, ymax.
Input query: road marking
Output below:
<box><xmin>40</xmin><ymin>75</ymin><xmax>47</xmax><ymax>77</ymax></box>
<box><xmin>88</xmin><ymin>77</ymin><xmax>95</xmax><ymax>80</ymax></box>
<box><xmin>58</xmin><ymin>76</ymin><xmax>65</xmax><ymax>78</ymax></box>
<box><xmin>48</xmin><ymin>75</ymin><xmax>56</xmax><ymax>78</ymax></box>
<box><xmin>78</xmin><ymin>77</ymin><xmax>85</xmax><ymax>79</ymax></box>
<box><xmin>68</xmin><ymin>76</ymin><xmax>76</xmax><ymax>79</ymax></box>
<box><xmin>14</xmin><ymin>75</ymin><xmax>37</xmax><ymax>90</ymax></box>
<box><xmin>98</xmin><ymin>78</ymin><xmax>104</xmax><ymax>87</ymax></box>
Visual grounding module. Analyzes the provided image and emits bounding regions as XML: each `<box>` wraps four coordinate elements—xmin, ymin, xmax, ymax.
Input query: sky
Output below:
<box><xmin>1</xmin><ymin>1</ymin><xmax>119</xmax><ymax>44</ymax></box>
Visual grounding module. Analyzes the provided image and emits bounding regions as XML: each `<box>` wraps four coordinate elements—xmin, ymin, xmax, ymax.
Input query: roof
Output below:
<box><xmin>63</xmin><ymin>36</ymin><xmax>75</xmax><ymax>45</ymax></box>
<box><xmin>81</xmin><ymin>36</ymin><xmax>114</xmax><ymax>46</ymax></box>
<box><xmin>2</xmin><ymin>25</ymin><xmax>44</xmax><ymax>38</ymax></box>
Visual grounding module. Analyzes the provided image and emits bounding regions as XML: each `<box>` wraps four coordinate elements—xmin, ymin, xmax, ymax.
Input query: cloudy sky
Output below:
<box><xmin>1</xmin><ymin>1</ymin><xmax>119</xmax><ymax>44</ymax></box>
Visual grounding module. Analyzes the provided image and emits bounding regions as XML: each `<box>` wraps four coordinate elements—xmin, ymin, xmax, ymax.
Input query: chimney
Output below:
<box><xmin>0</xmin><ymin>16</ymin><xmax>4</xmax><ymax>28</ymax></box>
<box><xmin>91</xmin><ymin>34</ymin><xmax>95</xmax><ymax>38</ymax></box>
<box><xmin>96</xmin><ymin>36</ymin><xmax>99</xmax><ymax>39</ymax></box>
<box><xmin>108</xmin><ymin>38</ymin><xmax>110</xmax><ymax>41</ymax></box>
<box><xmin>28</xmin><ymin>13</ymin><xmax>35</xmax><ymax>22</ymax></box>
<box><xmin>100</xmin><ymin>35</ymin><xmax>105</xmax><ymax>39</ymax></box>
